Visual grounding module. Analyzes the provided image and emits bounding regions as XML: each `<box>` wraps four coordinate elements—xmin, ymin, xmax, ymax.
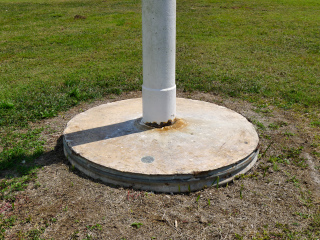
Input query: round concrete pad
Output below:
<box><xmin>63</xmin><ymin>98</ymin><xmax>259</xmax><ymax>192</ymax></box>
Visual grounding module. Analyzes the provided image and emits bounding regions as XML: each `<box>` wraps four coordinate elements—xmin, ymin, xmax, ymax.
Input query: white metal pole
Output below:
<box><xmin>142</xmin><ymin>0</ymin><xmax>176</xmax><ymax>127</ymax></box>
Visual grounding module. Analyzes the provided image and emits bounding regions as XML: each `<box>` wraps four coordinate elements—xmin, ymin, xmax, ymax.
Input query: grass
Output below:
<box><xmin>0</xmin><ymin>127</ymin><xmax>44</xmax><ymax>172</ymax></box>
<box><xmin>86</xmin><ymin>224</ymin><xmax>102</xmax><ymax>231</ymax></box>
<box><xmin>0</xmin><ymin>170</ymin><xmax>37</xmax><ymax>201</ymax></box>
<box><xmin>0</xmin><ymin>0</ymin><xmax>319</xmax><ymax>129</ymax></box>
<box><xmin>0</xmin><ymin>0</ymin><xmax>142</xmax><ymax>128</ymax></box>
<box><xmin>131</xmin><ymin>222</ymin><xmax>143</xmax><ymax>229</ymax></box>
<box><xmin>268</xmin><ymin>146</ymin><xmax>308</xmax><ymax>169</ymax></box>
<box><xmin>0</xmin><ymin>0</ymin><xmax>319</xmax><ymax>238</ymax></box>
<box><xmin>0</xmin><ymin>215</ymin><xmax>16</xmax><ymax>239</ymax></box>
<box><xmin>176</xmin><ymin>0</ymin><xmax>320</xmax><ymax>109</ymax></box>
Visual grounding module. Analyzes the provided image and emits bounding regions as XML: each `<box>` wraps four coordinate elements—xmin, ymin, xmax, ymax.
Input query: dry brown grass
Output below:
<box><xmin>2</xmin><ymin>92</ymin><xmax>320</xmax><ymax>239</ymax></box>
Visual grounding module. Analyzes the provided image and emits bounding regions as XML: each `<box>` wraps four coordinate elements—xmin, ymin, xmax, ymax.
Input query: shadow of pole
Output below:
<box><xmin>64</xmin><ymin>118</ymin><xmax>149</xmax><ymax>147</ymax></box>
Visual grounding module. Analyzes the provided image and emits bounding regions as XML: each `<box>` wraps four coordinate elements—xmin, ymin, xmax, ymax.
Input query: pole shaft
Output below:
<box><xmin>142</xmin><ymin>0</ymin><xmax>176</xmax><ymax>126</ymax></box>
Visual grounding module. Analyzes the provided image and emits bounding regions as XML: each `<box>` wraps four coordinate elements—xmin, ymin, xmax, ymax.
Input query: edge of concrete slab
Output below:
<box><xmin>64</xmin><ymin>137</ymin><xmax>258</xmax><ymax>192</ymax></box>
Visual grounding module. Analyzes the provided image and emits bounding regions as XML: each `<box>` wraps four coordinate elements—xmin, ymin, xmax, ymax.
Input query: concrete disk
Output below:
<box><xmin>63</xmin><ymin>98</ymin><xmax>259</xmax><ymax>193</ymax></box>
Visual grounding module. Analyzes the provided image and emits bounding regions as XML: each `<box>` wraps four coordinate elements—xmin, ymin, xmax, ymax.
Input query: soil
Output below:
<box><xmin>2</xmin><ymin>91</ymin><xmax>320</xmax><ymax>239</ymax></box>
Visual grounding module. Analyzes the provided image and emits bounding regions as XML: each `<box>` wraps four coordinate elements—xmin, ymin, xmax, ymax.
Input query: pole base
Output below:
<box><xmin>63</xmin><ymin>98</ymin><xmax>259</xmax><ymax>193</ymax></box>
<box><xmin>142</xmin><ymin>85</ymin><xmax>176</xmax><ymax>126</ymax></box>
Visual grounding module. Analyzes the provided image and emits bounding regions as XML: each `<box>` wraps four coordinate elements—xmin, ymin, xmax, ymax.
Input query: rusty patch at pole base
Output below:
<box><xmin>137</xmin><ymin>118</ymin><xmax>187</xmax><ymax>131</ymax></box>
<box><xmin>157</xmin><ymin>118</ymin><xmax>187</xmax><ymax>131</ymax></box>
<box><xmin>144</xmin><ymin>118</ymin><xmax>176</xmax><ymax>128</ymax></box>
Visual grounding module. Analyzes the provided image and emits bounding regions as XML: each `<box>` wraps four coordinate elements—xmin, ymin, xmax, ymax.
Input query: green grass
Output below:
<box><xmin>0</xmin><ymin>0</ymin><xmax>143</xmax><ymax>127</ymax></box>
<box><xmin>0</xmin><ymin>215</ymin><xmax>16</xmax><ymax>239</ymax></box>
<box><xmin>268</xmin><ymin>146</ymin><xmax>308</xmax><ymax>169</ymax></box>
<box><xmin>0</xmin><ymin>0</ymin><xmax>319</xmax><ymax>128</ymax></box>
<box><xmin>176</xmin><ymin>0</ymin><xmax>320</xmax><ymax>109</ymax></box>
<box><xmin>0</xmin><ymin>127</ymin><xmax>44</xmax><ymax>171</ymax></box>
<box><xmin>131</xmin><ymin>222</ymin><xmax>143</xmax><ymax>229</ymax></box>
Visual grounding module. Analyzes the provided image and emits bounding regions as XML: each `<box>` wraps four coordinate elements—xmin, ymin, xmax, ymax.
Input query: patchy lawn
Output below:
<box><xmin>1</xmin><ymin>92</ymin><xmax>319</xmax><ymax>239</ymax></box>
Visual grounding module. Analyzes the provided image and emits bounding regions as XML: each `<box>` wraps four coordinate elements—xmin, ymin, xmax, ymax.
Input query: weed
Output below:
<box><xmin>131</xmin><ymin>222</ymin><xmax>143</xmax><ymax>229</ymax></box>
<box><xmin>27</xmin><ymin>228</ymin><xmax>44</xmax><ymax>239</ymax></box>
<box><xmin>254</xmin><ymin>106</ymin><xmax>272</xmax><ymax>114</ymax></box>
<box><xmin>268</xmin><ymin>157</ymin><xmax>280</xmax><ymax>171</ymax></box>
<box><xmin>25</xmin><ymin>215</ymin><xmax>32</xmax><ymax>223</ymax></box>
<box><xmin>0</xmin><ymin>127</ymin><xmax>44</xmax><ymax>171</ymax></box>
<box><xmin>252</xmin><ymin>120</ymin><xmax>266</xmax><ymax>130</ymax></box>
<box><xmin>262</xmin><ymin>134</ymin><xmax>271</xmax><ymax>140</ymax></box>
<box><xmin>313</xmin><ymin>151</ymin><xmax>320</xmax><ymax>158</ymax></box>
<box><xmin>240</xmin><ymin>185</ymin><xmax>244</xmax><ymax>199</ymax></box>
<box><xmin>260</xmin><ymin>164</ymin><xmax>269</xmax><ymax>177</ymax></box>
<box><xmin>272</xmin><ymin>162</ymin><xmax>279</xmax><ymax>171</ymax></box>
<box><xmin>83</xmin><ymin>234</ymin><xmax>93</xmax><ymax>240</ymax></box>
<box><xmin>34</xmin><ymin>182</ymin><xmax>41</xmax><ymax>189</ymax></box>
<box><xmin>284</xmin><ymin>132</ymin><xmax>295</xmax><ymax>137</ymax></box>
<box><xmin>261</xmin><ymin>141</ymin><xmax>274</xmax><ymax>158</ymax></box>
<box><xmin>216</xmin><ymin>176</ymin><xmax>219</xmax><ymax>189</ymax></box>
<box><xmin>273</xmin><ymin>222</ymin><xmax>303</xmax><ymax>238</ymax></box>
<box><xmin>0</xmin><ymin>171</ymin><xmax>37</xmax><ymax>202</ymax></box>
<box><xmin>269</xmin><ymin>156</ymin><xmax>290</xmax><ymax>165</ymax></box>
<box><xmin>86</xmin><ymin>224</ymin><xmax>102</xmax><ymax>231</ymax></box>
<box><xmin>286</xmin><ymin>147</ymin><xmax>303</xmax><ymax>158</ymax></box>
<box><xmin>269</xmin><ymin>147</ymin><xmax>308</xmax><ymax>169</ymax></box>
<box><xmin>311</xmin><ymin>121</ymin><xmax>320</xmax><ymax>127</ymax></box>
<box><xmin>69</xmin><ymin>165</ymin><xmax>76</xmax><ymax>172</ymax></box>
<box><xmin>285</xmin><ymin>172</ymin><xmax>300</xmax><ymax>187</ymax></box>
<box><xmin>269</xmin><ymin>121</ymin><xmax>288</xmax><ymax>130</ymax></box>
<box><xmin>0</xmin><ymin>215</ymin><xmax>16</xmax><ymax>238</ymax></box>
<box><xmin>70</xmin><ymin>230</ymin><xmax>79</xmax><ymax>239</ymax></box>
<box><xmin>309</xmin><ymin>212</ymin><xmax>320</xmax><ymax>231</ymax></box>
<box><xmin>235</xmin><ymin>173</ymin><xmax>259</xmax><ymax>180</ymax></box>
<box><xmin>268</xmin><ymin>123</ymin><xmax>279</xmax><ymax>130</ymax></box>
<box><xmin>286</xmin><ymin>147</ymin><xmax>308</xmax><ymax>168</ymax></box>
<box><xmin>234</xmin><ymin>233</ymin><xmax>243</xmax><ymax>239</ymax></box>
<box><xmin>294</xmin><ymin>212</ymin><xmax>309</xmax><ymax>219</ymax></box>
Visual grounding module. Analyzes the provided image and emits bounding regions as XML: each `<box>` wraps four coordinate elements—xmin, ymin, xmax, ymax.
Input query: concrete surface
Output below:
<box><xmin>63</xmin><ymin>98</ymin><xmax>259</xmax><ymax>192</ymax></box>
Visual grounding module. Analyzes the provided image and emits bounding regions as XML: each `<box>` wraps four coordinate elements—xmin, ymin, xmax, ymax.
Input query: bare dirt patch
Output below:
<box><xmin>3</xmin><ymin>92</ymin><xmax>320</xmax><ymax>239</ymax></box>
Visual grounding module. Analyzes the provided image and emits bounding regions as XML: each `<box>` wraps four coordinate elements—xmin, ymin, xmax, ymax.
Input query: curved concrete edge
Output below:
<box><xmin>63</xmin><ymin>137</ymin><xmax>259</xmax><ymax>193</ymax></box>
